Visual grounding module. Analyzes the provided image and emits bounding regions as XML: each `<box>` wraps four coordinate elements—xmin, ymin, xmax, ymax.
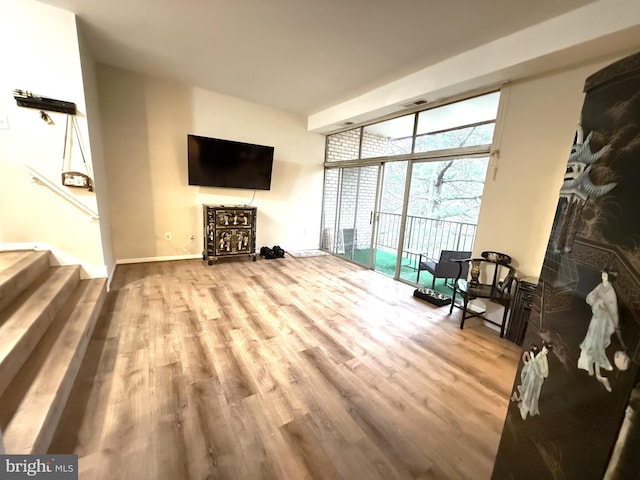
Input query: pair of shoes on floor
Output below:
<box><xmin>260</xmin><ymin>245</ymin><xmax>285</xmax><ymax>259</ymax></box>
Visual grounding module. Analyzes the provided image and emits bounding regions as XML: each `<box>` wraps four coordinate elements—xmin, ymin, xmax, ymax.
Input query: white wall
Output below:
<box><xmin>97</xmin><ymin>65</ymin><xmax>325</xmax><ymax>262</ymax></box>
<box><xmin>77</xmin><ymin>26</ymin><xmax>116</xmax><ymax>281</ymax></box>
<box><xmin>474</xmin><ymin>59</ymin><xmax>614</xmax><ymax>277</ymax></box>
<box><xmin>0</xmin><ymin>0</ymin><xmax>106</xmax><ymax>277</ymax></box>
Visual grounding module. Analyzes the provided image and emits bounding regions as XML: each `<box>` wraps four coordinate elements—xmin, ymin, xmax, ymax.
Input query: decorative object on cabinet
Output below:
<box><xmin>505</xmin><ymin>277</ymin><xmax>539</xmax><ymax>345</ymax></box>
<box><xmin>449</xmin><ymin>250</ymin><xmax>516</xmax><ymax>337</ymax></box>
<box><xmin>202</xmin><ymin>204</ymin><xmax>257</xmax><ymax>264</ymax></box>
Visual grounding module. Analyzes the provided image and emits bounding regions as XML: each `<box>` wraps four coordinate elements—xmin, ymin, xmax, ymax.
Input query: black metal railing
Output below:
<box><xmin>376</xmin><ymin>212</ymin><xmax>477</xmax><ymax>262</ymax></box>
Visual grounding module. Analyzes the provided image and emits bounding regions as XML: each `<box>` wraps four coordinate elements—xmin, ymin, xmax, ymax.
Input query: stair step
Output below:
<box><xmin>0</xmin><ymin>251</ymin><xmax>50</xmax><ymax>313</ymax></box>
<box><xmin>0</xmin><ymin>265</ymin><xmax>81</xmax><ymax>398</ymax></box>
<box><xmin>0</xmin><ymin>277</ymin><xmax>107</xmax><ymax>454</ymax></box>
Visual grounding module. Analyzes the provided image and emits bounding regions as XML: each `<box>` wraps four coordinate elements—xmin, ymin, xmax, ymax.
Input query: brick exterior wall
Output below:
<box><xmin>323</xmin><ymin>128</ymin><xmax>389</xmax><ymax>254</ymax></box>
<box><xmin>326</xmin><ymin>128</ymin><xmax>390</xmax><ymax>161</ymax></box>
<box><xmin>321</xmin><ymin>169</ymin><xmax>339</xmax><ymax>250</ymax></box>
<box><xmin>322</xmin><ymin>166</ymin><xmax>378</xmax><ymax>253</ymax></box>
<box><xmin>326</xmin><ymin>129</ymin><xmax>360</xmax><ymax>161</ymax></box>
<box><xmin>361</xmin><ymin>132</ymin><xmax>389</xmax><ymax>158</ymax></box>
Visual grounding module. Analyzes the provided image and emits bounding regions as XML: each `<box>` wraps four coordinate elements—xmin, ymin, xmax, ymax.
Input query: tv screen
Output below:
<box><xmin>187</xmin><ymin>134</ymin><xmax>274</xmax><ymax>190</ymax></box>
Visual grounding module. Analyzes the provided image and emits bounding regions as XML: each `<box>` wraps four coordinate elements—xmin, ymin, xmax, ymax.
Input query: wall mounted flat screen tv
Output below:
<box><xmin>187</xmin><ymin>134</ymin><xmax>274</xmax><ymax>190</ymax></box>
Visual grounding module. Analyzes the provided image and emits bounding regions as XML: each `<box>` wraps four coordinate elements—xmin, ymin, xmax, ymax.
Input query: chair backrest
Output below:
<box><xmin>481</xmin><ymin>250</ymin><xmax>512</xmax><ymax>265</ymax></box>
<box><xmin>498</xmin><ymin>265</ymin><xmax>517</xmax><ymax>295</ymax></box>
<box><xmin>342</xmin><ymin>228</ymin><xmax>356</xmax><ymax>256</ymax></box>
<box><xmin>469</xmin><ymin>251</ymin><xmax>516</xmax><ymax>294</ymax></box>
<box><xmin>435</xmin><ymin>250</ymin><xmax>472</xmax><ymax>278</ymax></box>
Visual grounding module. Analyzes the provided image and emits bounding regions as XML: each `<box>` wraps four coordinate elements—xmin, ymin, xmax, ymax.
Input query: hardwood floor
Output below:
<box><xmin>49</xmin><ymin>254</ymin><xmax>520</xmax><ymax>479</ymax></box>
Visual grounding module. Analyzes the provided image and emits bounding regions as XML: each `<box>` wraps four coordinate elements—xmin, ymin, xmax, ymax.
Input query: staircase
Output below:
<box><xmin>0</xmin><ymin>250</ymin><xmax>106</xmax><ymax>454</ymax></box>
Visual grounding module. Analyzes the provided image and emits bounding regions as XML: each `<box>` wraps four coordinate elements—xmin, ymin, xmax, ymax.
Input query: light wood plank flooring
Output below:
<box><xmin>49</xmin><ymin>254</ymin><xmax>520</xmax><ymax>479</ymax></box>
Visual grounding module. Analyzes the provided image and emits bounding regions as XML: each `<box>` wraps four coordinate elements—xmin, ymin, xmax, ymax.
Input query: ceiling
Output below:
<box><xmin>37</xmin><ymin>0</ymin><xmax>599</xmax><ymax>117</ymax></box>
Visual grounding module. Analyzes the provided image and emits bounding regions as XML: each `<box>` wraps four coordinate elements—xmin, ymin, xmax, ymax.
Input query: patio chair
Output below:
<box><xmin>448</xmin><ymin>251</ymin><xmax>516</xmax><ymax>337</ymax></box>
<box><xmin>342</xmin><ymin>228</ymin><xmax>356</xmax><ymax>258</ymax></box>
<box><xmin>417</xmin><ymin>250</ymin><xmax>472</xmax><ymax>289</ymax></box>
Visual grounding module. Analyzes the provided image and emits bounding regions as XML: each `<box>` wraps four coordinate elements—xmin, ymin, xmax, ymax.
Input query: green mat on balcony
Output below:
<box><xmin>338</xmin><ymin>248</ymin><xmax>454</xmax><ymax>298</ymax></box>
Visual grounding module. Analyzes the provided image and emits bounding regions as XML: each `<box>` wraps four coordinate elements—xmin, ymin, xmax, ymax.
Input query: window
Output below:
<box><xmin>324</xmin><ymin>91</ymin><xmax>500</xmax><ymax>163</ymax></box>
<box><xmin>321</xmin><ymin>91</ymin><xmax>501</xmax><ymax>289</ymax></box>
<box><xmin>415</xmin><ymin>92</ymin><xmax>499</xmax><ymax>153</ymax></box>
<box><xmin>362</xmin><ymin>114</ymin><xmax>414</xmax><ymax>158</ymax></box>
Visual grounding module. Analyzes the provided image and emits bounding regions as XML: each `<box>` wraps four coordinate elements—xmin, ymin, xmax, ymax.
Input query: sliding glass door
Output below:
<box><xmin>401</xmin><ymin>157</ymin><xmax>489</xmax><ymax>286</ymax></box>
<box><xmin>373</xmin><ymin>161</ymin><xmax>408</xmax><ymax>277</ymax></box>
<box><xmin>321</xmin><ymin>157</ymin><xmax>489</xmax><ymax>282</ymax></box>
<box><xmin>322</xmin><ymin>91</ymin><xmax>501</xmax><ymax>288</ymax></box>
<box><xmin>322</xmin><ymin>166</ymin><xmax>380</xmax><ymax>268</ymax></box>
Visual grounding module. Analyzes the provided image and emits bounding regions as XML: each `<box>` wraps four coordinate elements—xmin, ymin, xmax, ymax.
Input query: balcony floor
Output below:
<box><xmin>338</xmin><ymin>248</ymin><xmax>455</xmax><ymax>297</ymax></box>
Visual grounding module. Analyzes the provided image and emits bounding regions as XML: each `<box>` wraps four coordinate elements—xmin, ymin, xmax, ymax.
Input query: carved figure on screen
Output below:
<box><xmin>219</xmin><ymin>214</ymin><xmax>230</xmax><ymax>226</ymax></box>
<box><xmin>237</xmin><ymin>232</ymin><xmax>248</xmax><ymax>251</ymax></box>
<box><xmin>512</xmin><ymin>342</ymin><xmax>552</xmax><ymax>420</ymax></box>
<box><xmin>219</xmin><ymin>232</ymin><xmax>232</xmax><ymax>252</ymax></box>
<box><xmin>511</xmin><ymin>344</ymin><xmax>539</xmax><ymax>401</ymax></box>
<box><xmin>550</xmin><ymin>125</ymin><xmax>615</xmax><ymax>253</ymax></box>
<box><xmin>577</xmin><ymin>271</ymin><xmax>627</xmax><ymax>393</ymax></box>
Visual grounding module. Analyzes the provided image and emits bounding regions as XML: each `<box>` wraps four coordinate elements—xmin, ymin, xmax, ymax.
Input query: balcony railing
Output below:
<box><xmin>376</xmin><ymin>212</ymin><xmax>477</xmax><ymax>261</ymax></box>
<box><xmin>324</xmin><ymin>212</ymin><xmax>477</xmax><ymax>268</ymax></box>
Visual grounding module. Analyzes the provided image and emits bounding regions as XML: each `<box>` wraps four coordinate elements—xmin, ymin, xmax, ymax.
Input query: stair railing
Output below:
<box><xmin>20</xmin><ymin>164</ymin><xmax>99</xmax><ymax>221</ymax></box>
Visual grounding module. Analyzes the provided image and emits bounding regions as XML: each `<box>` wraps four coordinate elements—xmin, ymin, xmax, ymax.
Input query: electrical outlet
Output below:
<box><xmin>0</xmin><ymin>115</ymin><xmax>9</xmax><ymax>130</ymax></box>
<box><xmin>165</xmin><ymin>232</ymin><xmax>172</xmax><ymax>240</ymax></box>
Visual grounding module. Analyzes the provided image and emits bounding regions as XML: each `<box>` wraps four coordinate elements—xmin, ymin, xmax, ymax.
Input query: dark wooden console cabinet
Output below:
<box><xmin>202</xmin><ymin>204</ymin><xmax>257</xmax><ymax>265</ymax></box>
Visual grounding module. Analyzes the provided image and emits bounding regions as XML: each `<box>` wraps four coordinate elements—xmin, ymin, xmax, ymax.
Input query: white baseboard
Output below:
<box><xmin>116</xmin><ymin>253</ymin><xmax>202</xmax><ymax>265</ymax></box>
<box><xmin>0</xmin><ymin>242</ymin><xmax>107</xmax><ymax>279</ymax></box>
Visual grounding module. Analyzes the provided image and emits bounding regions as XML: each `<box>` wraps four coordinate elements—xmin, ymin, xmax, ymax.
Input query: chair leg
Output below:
<box><xmin>500</xmin><ymin>303</ymin><xmax>510</xmax><ymax>338</ymax></box>
<box><xmin>460</xmin><ymin>297</ymin><xmax>469</xmax><ymax>329</ymax></box>
<box><xmin>449</xmin><ymin>289</ymin><xmax>456</xmax><ymax>314</ymax></box>
<box><xmin>431</xmin><ymin>276</ymin><xmax>436</xmax><ymax>289</ymax></box>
